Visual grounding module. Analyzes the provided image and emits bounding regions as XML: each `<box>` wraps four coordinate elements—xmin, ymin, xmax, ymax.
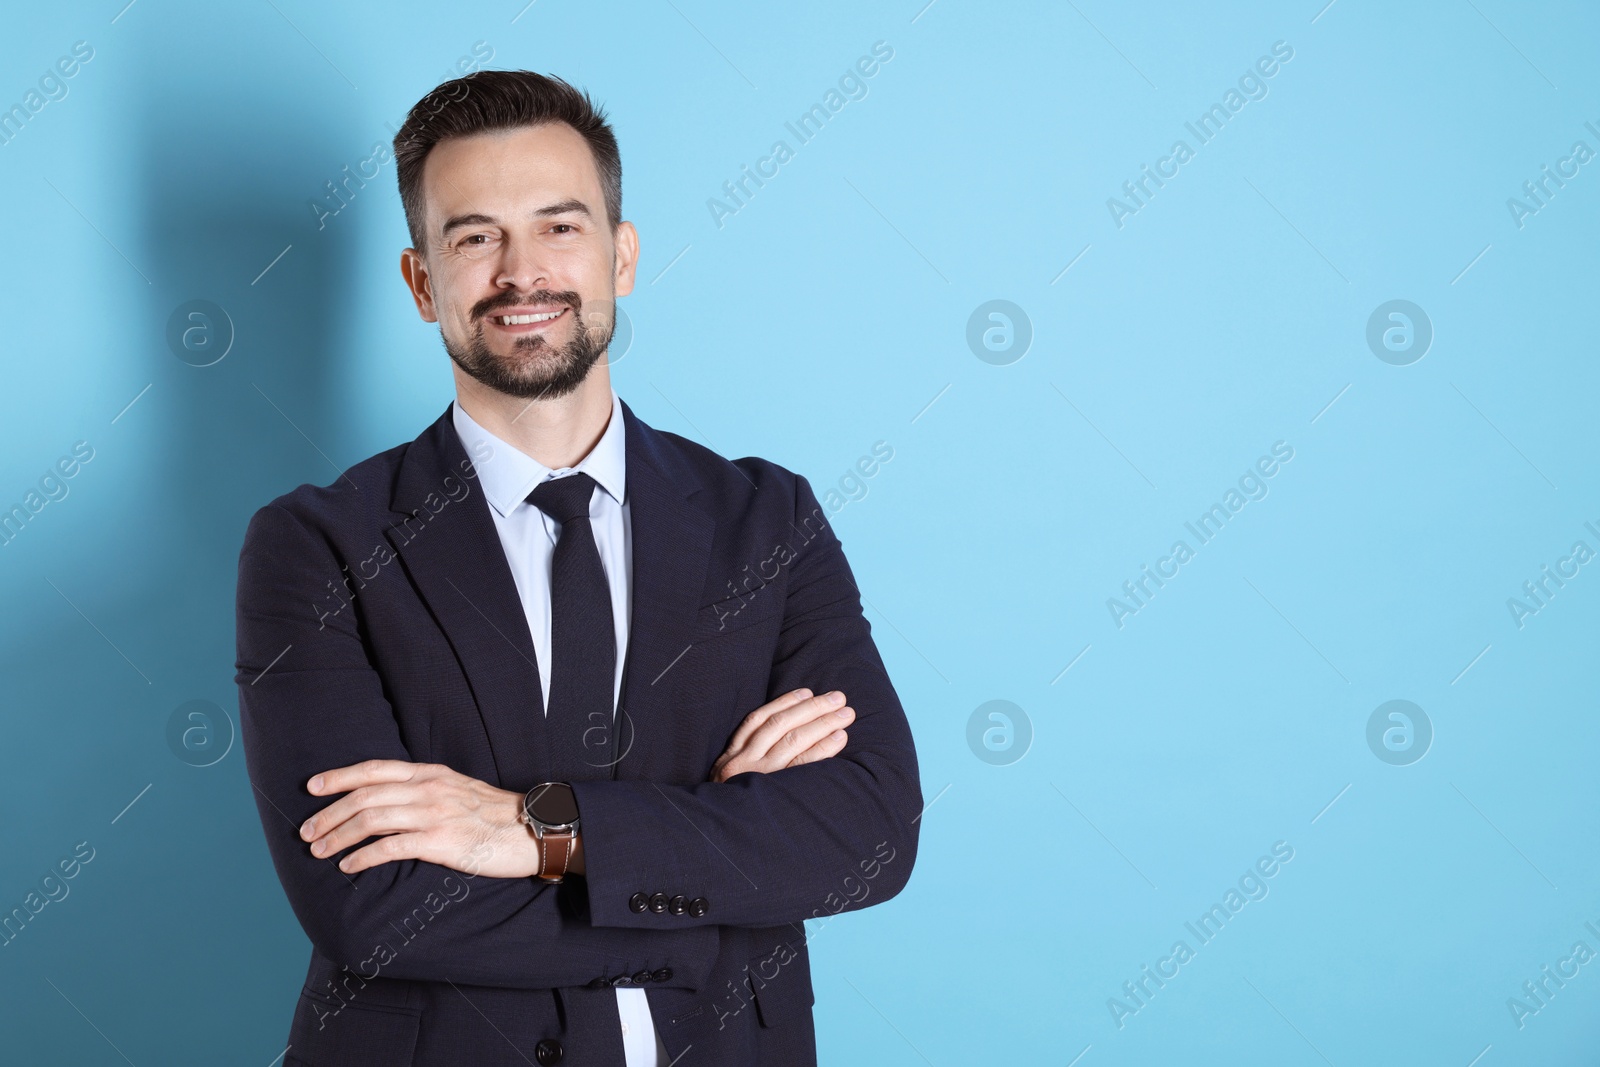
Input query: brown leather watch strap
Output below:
<box><xmin>536</xmin><ymin>830</ymin><xmax>575</xmax><ymax>883</ymax></box>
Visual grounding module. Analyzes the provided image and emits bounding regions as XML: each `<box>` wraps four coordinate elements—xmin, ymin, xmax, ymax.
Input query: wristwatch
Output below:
<box><xmin>522</xmin><ymin>782</ymin><xmax>580</xmax><ymax>884</ymax></box>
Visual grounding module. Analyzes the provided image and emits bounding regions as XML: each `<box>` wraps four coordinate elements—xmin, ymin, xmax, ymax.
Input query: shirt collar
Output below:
<box><xmin>450</xmin><ymin>387</ymin><xmax>627</xmax><ymax>518</ymax></box>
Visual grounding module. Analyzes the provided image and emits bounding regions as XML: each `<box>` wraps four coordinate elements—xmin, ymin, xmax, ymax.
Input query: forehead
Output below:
<box><xmin>421</xmin><ymin>122</ymin><xmax>603</xmax><ymax>230</ymax></box>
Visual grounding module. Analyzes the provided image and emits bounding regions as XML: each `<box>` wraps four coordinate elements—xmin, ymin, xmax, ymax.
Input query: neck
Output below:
<box><xmin>452</xmin><ymin>363</ymin><xmax>615</xmax><ymax>470</ymax></box>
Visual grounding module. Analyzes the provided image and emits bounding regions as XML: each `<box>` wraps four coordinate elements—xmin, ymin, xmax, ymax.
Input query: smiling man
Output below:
<box><xmin>235</xmin><ymin>71</ymin><xmax>921</xmax><ymax>1067</ymax></box>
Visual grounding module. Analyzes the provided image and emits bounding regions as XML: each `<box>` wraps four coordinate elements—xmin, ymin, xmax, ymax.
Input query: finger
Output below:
<box><xmin>740</xmin><ymin>691</ymin><xmax>842</xmax><ymax>759</ymax></box>
<box><xmin>709</xmin><ymin>747</ymin><xmax>750</xmax><ymax>784</ymax></box>
<box><xmin>786</xmin><ymin>728</ymin><xmax>848</xmax><ymax>769</ymax></box>
<box><xmin>301</xmin><ymin>782</ymin><xmax>421</xmax><ymax>842</ymax></box>
<box><xmin>336</xmin><ymin>830</ymin><xmax>427</xmax><ymax>874</ymax></box>
<box><xmin>310</xmin><ymin>804</ymin><xmax>429</xmax><ymax>858</ymax></box>
<box><xmin>725</xmin><ymin>689</ymin><xmax>813</xmax><ymax>754</ymax></box>
<box><xmin>744</xmin><ymin>693</ymin><xmax>850</xmax><ymax>763</ymax></box>
<box><xmin>759</xmin><ymin>705</ymin><xmax>853</xmax><ymax>769</ymax></box>
<box><xmin>308</xmin><ymin>759</ymin><xmax>426</xmax><ymax>796</ymax></box>
<box><xmin>712</xmin><ymin>693</ymin><xmax>848</xmax><ymax>781</ymax></box>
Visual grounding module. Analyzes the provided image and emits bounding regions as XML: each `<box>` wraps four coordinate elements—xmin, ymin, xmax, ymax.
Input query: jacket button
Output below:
<box><xmin>535</xmin><ymin>1038</ymin><xmax>563</xmax><ymax>1065</ymax></box>
<box><xmin>632</xmin><ymin>970</ymin><xmax>652</xmax><ymax>985</ymax></box>
<box><xmin>688</xmin><ymin>897</ymin><xmax>709</xmax><ymax>917</ymax></box>
<box><xmin>652</xmin><ymin>967</ymin><xmax>673</xmax><ymax>983</ymax></box>
<box><xmin>610</xmin><ymin>974</ymin><xmax>634</xmax><ymax>987</ymax></box>
<box><xmin>668</xmin><ymin>894</ymin><xmax>688</xmax><ymax>915</ymax></box>
<box><xmin>586</xmin><ymin>976</ymin><xmax>609</xmax><ymax>990</ymax></box>
<box><xmin>648</xmin><ymin>892</ymin><xmax>669</xmax><ymax>914</ymax></box>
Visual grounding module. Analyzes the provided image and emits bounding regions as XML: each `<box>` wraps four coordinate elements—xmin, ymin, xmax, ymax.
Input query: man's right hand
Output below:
<box><xmin>709</xmin><ymin>688</ymin><xmax>854</xmax><ymax>783</ymax></box>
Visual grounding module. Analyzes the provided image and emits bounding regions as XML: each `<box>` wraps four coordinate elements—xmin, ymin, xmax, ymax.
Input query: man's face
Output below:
<box><xmin>401</xmin><ymin>122</ymin><xmax>638</xmax><ymax>401</ymax></box>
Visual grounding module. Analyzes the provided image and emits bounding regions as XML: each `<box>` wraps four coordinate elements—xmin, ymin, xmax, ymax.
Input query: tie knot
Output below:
<box><xmin>526</xmin><ymin>472</ymin><xmax>598</xmax><ymax>524</ymax></box>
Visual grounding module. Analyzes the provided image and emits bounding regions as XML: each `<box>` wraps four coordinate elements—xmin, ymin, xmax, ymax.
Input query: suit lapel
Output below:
<box><xmin>613</xmin><ymin>398</ymin><xmax>716</xmax><ymax>781</ymax></box>
<box><xmin>386</xmin><ymin>407</ymin><xmax>551</xmax><ymax>788</ymax></box>
<box><xmin>384</xmin><ymin>398</ymin><xmax>715</xmax><ymax>790</ymax></box>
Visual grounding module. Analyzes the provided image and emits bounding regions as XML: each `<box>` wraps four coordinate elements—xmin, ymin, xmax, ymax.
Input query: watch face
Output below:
<box><xmin>528</xmin><ymin>782</ymin><xmax>579</xmax><ymax>825</ymax></box>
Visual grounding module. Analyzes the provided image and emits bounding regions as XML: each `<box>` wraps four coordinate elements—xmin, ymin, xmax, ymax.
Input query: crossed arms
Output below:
<box><xmin>296</xmin><ymin>685</ymin><xmax>856</xmax><ymax>880</ymax></box>
<box><xmin>235</xmin><ymin>473</ymin><xmax>922</xmax><ymax>990</ymax></box>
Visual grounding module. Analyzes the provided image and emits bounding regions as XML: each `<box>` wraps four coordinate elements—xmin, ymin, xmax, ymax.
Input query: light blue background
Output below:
<box><xmin>1</xmin><ymin>0</ymin><xmax>1597</xmax><ymax>1063</ymax></box>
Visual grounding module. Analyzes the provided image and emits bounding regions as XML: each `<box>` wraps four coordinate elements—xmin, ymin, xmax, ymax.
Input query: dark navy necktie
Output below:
<box><xmin>526</xmin><ymin>472</ymin><xmax>616</xmax><ymax>779</ymax></box>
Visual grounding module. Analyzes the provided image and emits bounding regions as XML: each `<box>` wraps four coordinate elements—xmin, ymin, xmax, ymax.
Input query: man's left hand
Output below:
<box><xmin>301</xmin><ymin>760</ymin><xmax>540</xmax><ymax>878</ymax></box>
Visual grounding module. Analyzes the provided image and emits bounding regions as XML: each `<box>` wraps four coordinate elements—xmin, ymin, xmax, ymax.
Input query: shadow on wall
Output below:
<box><xmin>0</xmin><ymin>54</ymin><xmax>360</xmax><ymax>1062</ymax></box>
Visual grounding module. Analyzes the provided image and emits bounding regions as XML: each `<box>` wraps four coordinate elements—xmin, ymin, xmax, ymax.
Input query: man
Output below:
<box><xmin>235</xmin><ymin>70</ymin><xmax>921</xmax><ymax>1067</ymax></box>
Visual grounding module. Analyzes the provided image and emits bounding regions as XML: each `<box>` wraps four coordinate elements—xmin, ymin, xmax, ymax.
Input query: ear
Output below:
<box><xmin>612</xmin><ymin>220</ymin><xmax>639</xmax><ymax>299</ymax></box>
<box><xmin>400</xmin><ymin>247</ymin><xmax>438</xmax><ymax>323</ymax></box>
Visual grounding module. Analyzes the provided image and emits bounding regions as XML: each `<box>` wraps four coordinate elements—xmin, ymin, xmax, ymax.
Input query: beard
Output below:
<box><xmin>443</xmin><ymin>289</ymin><xmax>616</xmax><ymax>401</ymax></box>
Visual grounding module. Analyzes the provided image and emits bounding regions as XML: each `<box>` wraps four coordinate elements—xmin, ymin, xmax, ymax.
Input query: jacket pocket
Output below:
<box><xmin>746</xmin><ymin>938</ymin><xmax>814</xmax><ymax>1028</ymax></box>
<box><xmin>289</xmin><ymin>985</ymin><xmax>422</xmax><ymax>1066</ymax></box>
<box><xmin>691</xmin><ymin>589</ymin><xmax>784</xmax><ymax>641</ymax></box>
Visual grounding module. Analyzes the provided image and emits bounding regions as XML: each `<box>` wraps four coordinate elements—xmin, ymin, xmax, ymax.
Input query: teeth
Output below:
<box><xmin>497</xmin><ymin>310</ymin><xmax>562</xmax><ymax>325</ymax></box>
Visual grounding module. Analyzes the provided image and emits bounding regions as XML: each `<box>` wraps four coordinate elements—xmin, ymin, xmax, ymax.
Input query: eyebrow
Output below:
<box><xmin>440</xmin><ymin>199</ymin><xmax>594</xmax><ymax>236</ymax></box>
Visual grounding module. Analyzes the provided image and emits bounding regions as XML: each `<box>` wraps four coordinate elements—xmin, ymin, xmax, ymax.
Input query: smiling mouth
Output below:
<box><xmin>490</xmin><ymin>308</ymin><xmax>566</xmax><ymax>326</ymax></box>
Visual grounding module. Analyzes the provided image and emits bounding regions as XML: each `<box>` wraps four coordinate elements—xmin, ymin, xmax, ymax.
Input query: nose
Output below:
<box><xmin>492</xmin><ymin>236</ymin><xmax>551</xmax><ymax>295</ymax></box>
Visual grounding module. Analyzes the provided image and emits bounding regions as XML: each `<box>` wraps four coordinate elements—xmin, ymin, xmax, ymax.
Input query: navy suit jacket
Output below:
<box><xmin>235</xmin><ymin>398</ymin><xmax>922</xmax><ymax>1067</ymax></box>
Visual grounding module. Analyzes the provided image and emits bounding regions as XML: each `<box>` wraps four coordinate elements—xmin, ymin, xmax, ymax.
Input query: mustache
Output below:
<box><xmin>473</xmin><ymin>290</ymin><xmax>582</xmax><ymax>320</ymax></box>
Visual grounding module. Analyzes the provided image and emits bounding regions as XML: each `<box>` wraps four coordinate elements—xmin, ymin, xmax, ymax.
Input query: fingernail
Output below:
<box><xmin>796</xmin><ymin>689</ymin><xmax>812</xmax><ymax>698</ymax></box>
<box><xmin>831</xmin><ymin>730</ymin><xmax>846</xmax><ymax>740</ymax></box>
<box><xmin>828</xmin><ymin>691</ymin><xmax>845</xmax><ymax>705</ymax></box>
<box><xmin>309</xmin><ymin>775</ymin><xmax>324</xmax><ymax>792</ymax></box>
<box><xmin>835</xmin><ymin>707</ymin><xmax>853</xmax><ymax>720</ymax></box>
<box><xmin>300</xmin><ymin>821</ymin><xmax>313</xmax><ymax>839</ymax></box>
<box><xmin>312</xmin><ymin>840</ymin><xmax>326</xmax><ymax>856</ymax></box>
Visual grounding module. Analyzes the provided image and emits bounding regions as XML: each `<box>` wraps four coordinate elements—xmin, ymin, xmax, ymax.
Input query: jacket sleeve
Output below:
<box><xmin>571</xmin><ymin>472</ymin><xmax>923</xmax><ymax>930</ymax></box>
<box><xmin>236</xmin><ymin>501</ymin><xmax>719</xmax><ymax>990</ymax></box>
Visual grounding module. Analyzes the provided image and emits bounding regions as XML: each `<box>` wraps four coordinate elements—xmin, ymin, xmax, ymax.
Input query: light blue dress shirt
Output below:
<box><xmin>452</xmin><ymin>387</ymin><xmax>667</xmax><ymax>1067</ymax></box>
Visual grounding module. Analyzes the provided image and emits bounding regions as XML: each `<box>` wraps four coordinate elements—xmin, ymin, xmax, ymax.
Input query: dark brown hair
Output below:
<box><xmin>392</xmin><ymin>70</ymin><xmax>622</xmax><ymax>252</ymax></box>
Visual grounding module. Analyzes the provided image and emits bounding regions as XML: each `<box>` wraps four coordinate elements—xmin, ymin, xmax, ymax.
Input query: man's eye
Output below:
<box><xmin>463</xmin><ymin>234</ymin><xmax>488</xmax><ymax>245</ymax></box>
<box><xmin>550</xmin><ymin>224</ymin><xmax>574</xmax><ymax>234</ymax></box>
